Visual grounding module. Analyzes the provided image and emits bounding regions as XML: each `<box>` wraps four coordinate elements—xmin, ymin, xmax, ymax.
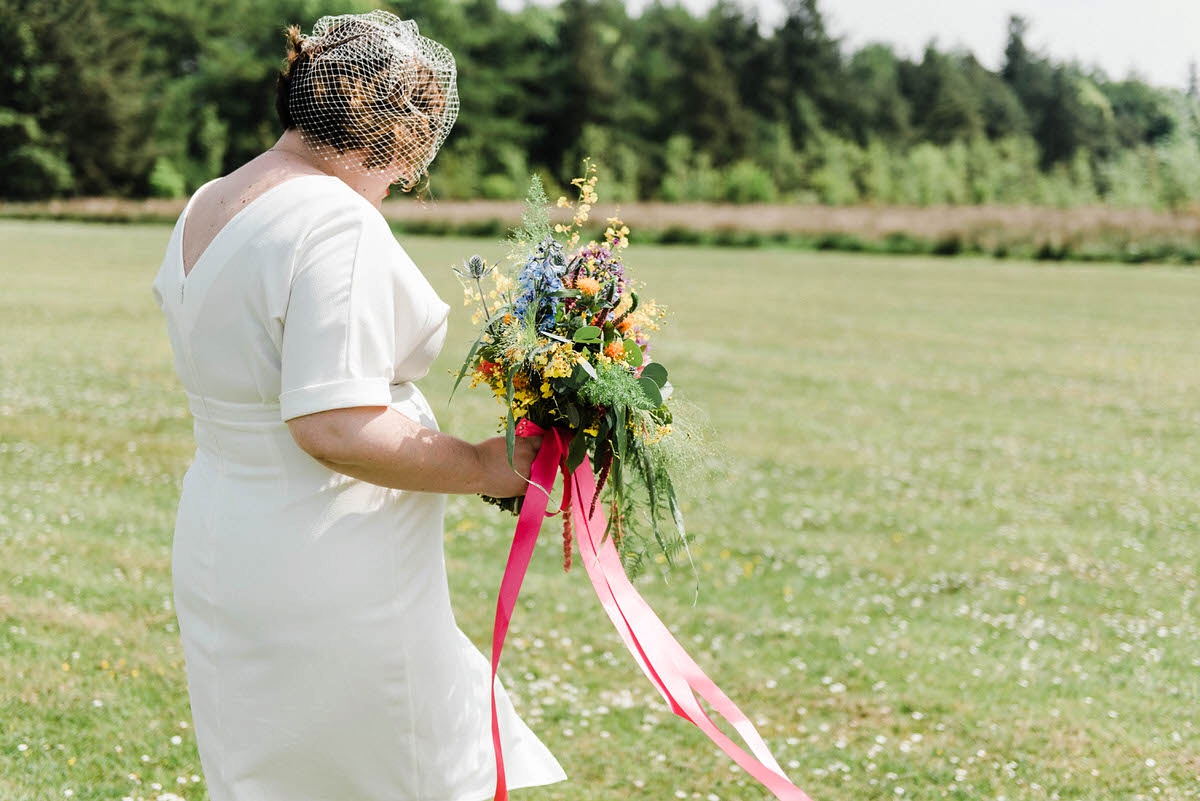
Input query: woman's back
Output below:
<box><xmin>156</xmin><ymin>173</ymin><xmax>355</xmax><ymax>407</ymax></box>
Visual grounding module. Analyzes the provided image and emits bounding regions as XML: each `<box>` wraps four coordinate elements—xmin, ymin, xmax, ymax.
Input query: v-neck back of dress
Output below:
<box><xmin>179</xmin><ymin>173</ymin><xmax>341</xmax><ymax>280</ymax></box>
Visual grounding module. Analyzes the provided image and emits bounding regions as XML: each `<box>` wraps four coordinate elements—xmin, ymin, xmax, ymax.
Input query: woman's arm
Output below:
<box><xmin>286</xmin><ymin>406</ymin><xmax>539</xmax><ymax>497</ymax></box>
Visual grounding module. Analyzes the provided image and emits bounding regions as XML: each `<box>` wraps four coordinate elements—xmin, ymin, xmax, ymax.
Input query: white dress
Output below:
<box><xmin>151</xmin><ymin>174</ymin><xmax>566</xmax><ymax>801</ymax></box>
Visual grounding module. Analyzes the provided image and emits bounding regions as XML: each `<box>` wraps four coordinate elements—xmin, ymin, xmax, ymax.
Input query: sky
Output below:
<box><xmin>497</xmin><ymin>0</ymin><xmax>1200</xmax><ymax>90</ymax></box>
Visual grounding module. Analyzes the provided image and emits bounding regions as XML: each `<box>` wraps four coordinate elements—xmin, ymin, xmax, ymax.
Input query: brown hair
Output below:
<box><xmin>274</xmin><ymin>24</ymin><xmax>451</xmax><ymax>190</ymax></box>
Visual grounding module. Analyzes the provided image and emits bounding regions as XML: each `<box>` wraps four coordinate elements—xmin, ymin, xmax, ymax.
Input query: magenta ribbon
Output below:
<box><xmin>488</xmin><ymin>421</ymin><xmax>814</xmax><ymax>801</ymax></box>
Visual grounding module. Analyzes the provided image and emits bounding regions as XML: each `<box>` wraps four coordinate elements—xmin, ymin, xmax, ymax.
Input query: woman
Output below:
<box><xmin>151</xmin><ymin>11</ymin><xmax>566</xmax><ymax>800</ymax></box>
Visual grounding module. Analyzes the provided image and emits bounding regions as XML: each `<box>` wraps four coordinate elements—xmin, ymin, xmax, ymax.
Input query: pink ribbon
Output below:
<box><xmin>488</xmin><ymin>421</ymin><xmax>814</xmax><ymax>801</ymax></box>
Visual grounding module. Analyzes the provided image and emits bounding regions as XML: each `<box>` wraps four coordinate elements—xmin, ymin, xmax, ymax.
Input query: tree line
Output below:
<box><xmin>4</xmin><ymin>0</ymin><xmax>1200</xmax><ymax>208</ymax></box>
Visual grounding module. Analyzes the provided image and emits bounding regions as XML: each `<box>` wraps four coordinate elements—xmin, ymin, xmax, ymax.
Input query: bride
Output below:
<box><xmin>151</xmin><ymin>11</ymin><xmax>566</xmax><ymax>800</ymax></box>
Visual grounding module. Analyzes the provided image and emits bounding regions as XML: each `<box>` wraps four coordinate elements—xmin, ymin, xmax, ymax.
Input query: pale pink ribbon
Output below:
<box><xmin>488</xmin><ymin>421</ymin><xmax>814</xmax><ymax>801</ymax></box>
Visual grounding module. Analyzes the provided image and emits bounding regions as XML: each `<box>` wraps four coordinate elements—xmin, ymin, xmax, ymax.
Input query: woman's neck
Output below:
<box><xmin>267</xmin><ymin>129</ymin><xmax>393</xmax><ymax>208</ymax></box>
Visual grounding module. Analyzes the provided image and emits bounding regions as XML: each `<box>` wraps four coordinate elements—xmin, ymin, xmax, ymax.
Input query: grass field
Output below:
<box><xmin>1</xmin><ymin>219</ymin><xmax>1198</xmax><ymax>801</ymax></box>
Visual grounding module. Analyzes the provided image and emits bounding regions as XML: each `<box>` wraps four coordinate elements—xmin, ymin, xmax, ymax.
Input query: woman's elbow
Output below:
<box><xmin>285</xmin><ymin>407</ymin><xmax>387</xmax><ymax>464</ymax></box>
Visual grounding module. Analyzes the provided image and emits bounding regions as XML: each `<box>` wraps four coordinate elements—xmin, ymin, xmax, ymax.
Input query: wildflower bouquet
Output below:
<box><xmin>457</xmin><ymin>163</ymin><xmax>811</xmax><ymax>801</ymax></box>
<box><xmin>453</xmin><ymin>160</ymin><xmax>688</xmax><ymax>572</ymax></box>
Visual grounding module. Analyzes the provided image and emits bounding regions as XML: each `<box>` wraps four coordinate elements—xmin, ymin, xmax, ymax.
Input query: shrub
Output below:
<box><xmin>660</xmin><ymin>135</ymin><xmax>722</xmax><ymax>202</ymax></box>
<box><xmin>479</xmin><ymin>174</ymin><xmax>518</xmax><ymax>200</ymax></box>
<box><xmin>656</xmin><ymin>226</ymin><xmax>706</xmax><ymax>245</ymax></box>
<box><xmin>805</xmin><ymin>135</ymin><xmax>863</xmax><ymax>205</ymax></box>
<box><xmin>722</xmin><ymin>160</ymin><xmax>778</xmax><ymax>204</ymax></box>
<box><xmin>0</xmin><ymin>110</ymin><xmax>75</xmax><ymax>199</ymax></box>
<box><xmin>148</xmin><ymin>156</ymin><xmax>187</xmax><ymax>199</ymax></box>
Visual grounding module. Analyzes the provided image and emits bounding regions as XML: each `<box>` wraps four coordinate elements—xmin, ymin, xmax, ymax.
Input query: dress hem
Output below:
<box><xmin>451</xmin><ymin>769</ymin><xmax>569</xmax><ymax>801</ymax></box>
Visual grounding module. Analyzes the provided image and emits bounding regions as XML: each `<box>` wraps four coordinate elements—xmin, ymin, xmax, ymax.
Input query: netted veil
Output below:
<box><xmin>286</xmin><ymin>10</ymin><xmax>459</xmax><ymax>187</ymax></box>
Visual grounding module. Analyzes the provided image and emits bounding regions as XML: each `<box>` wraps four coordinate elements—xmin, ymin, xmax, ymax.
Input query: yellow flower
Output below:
<box><xmin>545</xmin><ymin>350</ymin><xmax>574</xmax><ymax>378</ymax></box>
<box><xmin>646</xmin><ymin>424</ymin><xmax>673</xmax><ymax>445</ymax></box>
<box><xmin>583</xmin><ymin>424</ymin><xmax>599</xmax><ymax>436</ymax></box>
<box><xmin>557</xmin><ymin>196</ymin><xmax>570</xmax><ymax>207</ymax></box>
<box><xmin>540</xmin><ymin>381</ymin><xmax>553</xmax><ymax>398</ymax></box>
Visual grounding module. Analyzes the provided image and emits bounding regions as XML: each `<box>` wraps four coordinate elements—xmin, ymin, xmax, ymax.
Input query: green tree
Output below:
<box><xmin>773</xmin><ymin>0</ymin><xmax>845</xmax><ymax>143</ymax></box>
<box><xmin>960</xmin><ymin>54</ymin><xmax>1029</xmax><ymax>140</ymax></box>
<box><xmin>902</xmin><ymin>46</ymin><xmax>983</xmax><ymax>145</ymax></box>
<box><xmin>844</xmin><ymin>45</ymin><xmax>912</xmax><ymax>145</ymax></box>
<box><xmin>1</xmin><ymin>0</ymin><xmax>150</xmax><ymax>196</ymax></box>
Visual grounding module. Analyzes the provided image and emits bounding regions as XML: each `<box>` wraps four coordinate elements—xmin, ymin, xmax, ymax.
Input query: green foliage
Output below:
<box><xmin>805</xmin><ymin>134</ymin><xmax>864</xmax><ymax>205</ymax></box>
<box><xmin>0</xmin><ymin>0</ymin><xmax>1194</xmax><ymax>210</ymax></box>
<box><xmin>659</xmin><ymin>135</ymin><xmax>722</xmax><ymax>202</ymax></box>
<box><xmin>508</xmin><ymin>173</ymin><xmax>553</xmax><ymax>259</ymax></box>
<box><xmin>147</xmin><ymin>157</ymin><xmax>188</xmax><ymax>199</ymax></box>
<box><xmin>721</xmin><ymin>160</ymin><xmax>778</xmax><ymax>204</ymax></box>
<box><xmin>1156</xmin><ymin>135</ymin><xmax>1200</xmax><ymax>209</ymax></box>
<box><xmin>0</xmin><ymin>109</ymin><xmax>75</xmax><ymax>198</ymax></box>
<box><xmin>900</xmin><ymin>143</ymin><xmax>967</xmax><ymax>205</ymax></box>
<box><xmin>1</xmin><ymin>0</ymin><xmax>150</xmax><ymax>196</ymax></box>
<box><xmin>577</xmin><ymin>358</ymin><xmax>646</xmax><ymax>411</ymax></box>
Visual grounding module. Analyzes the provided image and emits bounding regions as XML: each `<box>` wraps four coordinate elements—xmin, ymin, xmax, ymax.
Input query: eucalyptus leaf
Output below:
<box><xmin>641</xmin><ymin>362</ymin><xmax>668</xmax><ymax>388</ymax></box>
<box><xmin>637</xmin><ymin>376</ymin><xmax>663</xmax><ymax>409</ymax></box>
<box><xmin>622</xmin><ymin>339</ymin><xmax>642</xmax><ymax>367</ymax></box>
<box><xmin>579</xmin><ymin>358</ymin><xmax>598</xmax><ymax>380</ymax></box>
<box><xmin>573</xmin><ymin>326</ymin><xmax>602</xmax><ymax>343</ymax></box>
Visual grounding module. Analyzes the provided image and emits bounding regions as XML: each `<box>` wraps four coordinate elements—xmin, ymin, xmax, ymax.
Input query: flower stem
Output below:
<box><xmin>474</xmin><ymin>276</ymin><xmax>492</xmax><ymax>322</ymax></box>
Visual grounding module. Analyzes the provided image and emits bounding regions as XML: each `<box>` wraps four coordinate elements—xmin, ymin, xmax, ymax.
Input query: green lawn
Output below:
<box><xmin>1</xmin><ymin>219</ymin><xmax>1198</xmax><ymax>801</ymax></box>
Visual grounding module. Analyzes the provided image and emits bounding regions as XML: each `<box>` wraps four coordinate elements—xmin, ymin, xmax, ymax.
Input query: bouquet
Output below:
<box><xmin>452</xmin><ymin>162</ymin><xmax>810</xmax><ymax>801</ymax></box>
<box><xmin>453</xmin><ymin>160</ymin><xmax>691</xmax><ymax>573</ymax></box>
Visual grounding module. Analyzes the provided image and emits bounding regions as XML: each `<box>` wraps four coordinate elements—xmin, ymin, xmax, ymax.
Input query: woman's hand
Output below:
<box><xmin>475</xmin><ymin>435</ymin><xmax>543</xmax><ymax>498</ymax></box>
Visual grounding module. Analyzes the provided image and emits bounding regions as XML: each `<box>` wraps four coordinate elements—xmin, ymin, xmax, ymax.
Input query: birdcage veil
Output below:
<box><xmin>287</xmin><ymin>10</ymin><xmax>459</xmax><ymax>187</ymax></box>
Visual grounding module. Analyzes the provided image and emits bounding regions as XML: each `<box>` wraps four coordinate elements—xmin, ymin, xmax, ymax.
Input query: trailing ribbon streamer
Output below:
<box><xmin>488</xmin><ymin>421</ymin><xmax>814</xmax><ymax>801</ymax></box>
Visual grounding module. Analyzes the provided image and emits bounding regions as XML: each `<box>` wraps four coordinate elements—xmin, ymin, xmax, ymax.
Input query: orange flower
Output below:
<box><xmin>604</xmin><ymin>341</ymin><xmax>626</xmax><ymax>361</ymax></box>
<box><xmin>576</xmin><ymin>276</ymin><xmax>602</xmax><ymax>296</ymax></box>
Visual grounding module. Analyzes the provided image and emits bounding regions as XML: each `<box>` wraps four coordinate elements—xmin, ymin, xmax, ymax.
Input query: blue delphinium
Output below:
<box><xmin>513</xmin><ymin>236</ymin><xmax>568</xmax><ymax>326</ymax></box>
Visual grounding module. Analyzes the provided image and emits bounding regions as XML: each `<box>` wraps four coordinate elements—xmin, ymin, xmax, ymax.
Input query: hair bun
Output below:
<box><xmin>275</xmin><ymin>11</ymin><xmax>458</xmax><ymax>189</ymax></box>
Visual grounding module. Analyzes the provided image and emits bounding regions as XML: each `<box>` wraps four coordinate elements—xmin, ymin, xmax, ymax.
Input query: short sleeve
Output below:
<box><xmin>279</xmin><ymin>204</ymin><xmax>449</xmax><ymax>421</ymax></box>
